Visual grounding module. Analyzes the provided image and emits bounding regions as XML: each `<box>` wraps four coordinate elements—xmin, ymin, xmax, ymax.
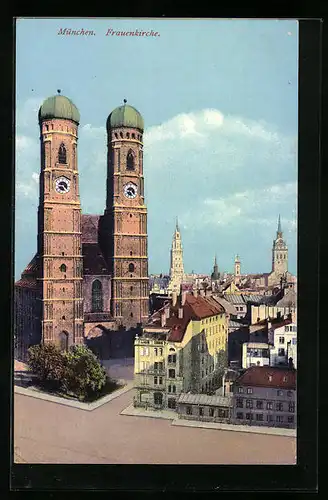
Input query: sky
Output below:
<box><xmin>15</xmin><ymin>18</ymin><xmax>298</xmax><ymax>280</ymax></box>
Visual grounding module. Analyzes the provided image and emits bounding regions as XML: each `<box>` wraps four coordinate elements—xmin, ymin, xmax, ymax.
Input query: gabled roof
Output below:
<box><xmin>235</xmin><ymin>365</ymin><xmax>296</xmax><ymax>390</ymax></box>
<box><xmin>15</xmin><ymin>254</ymin><xmax>38</xmax><ymax>289</ymax></box>
<box><xmin>82</xmin><ymin>214</ymin><xmax>100</xmax><ymax>243</ymax></box>
<box><xmin>82</xmin><ymin>243</ymin><xmax>109</xmax><ymax>275</ymax></box>
<box><xmin>270</xmin><ymin>318</ymin><xmax>293</xmax><ymax>330</ymax></box>
<box><xmin>223</xmin><ymin>294</ymin><xmax>246</xmax><ymax>305</ymax></box>
<box><xmin>178</xmin><ymin>392</ymin><xmax>231</xmax><ymax>407</ymax></box>
<box><xmin>145</xmin><ymin>293</ymin><xmax>225</xmax><ymax>343</ymax></box>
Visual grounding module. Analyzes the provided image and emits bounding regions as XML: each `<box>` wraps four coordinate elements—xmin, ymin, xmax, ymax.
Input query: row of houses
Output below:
<box><xmin>133</xmin><ymin>290</ymin><xmax>297</xmax><ymax>429</ymax></box>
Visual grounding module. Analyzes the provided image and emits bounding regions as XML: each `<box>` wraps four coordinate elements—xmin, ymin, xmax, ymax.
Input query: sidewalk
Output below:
<box><xmin>121</xmin><ymin>403</ymin><xmax>177</xmax><ymax>420</ymax></box>
<box><xmin>14</xmin><ymin>379</ymin><xmax>134</xmax><ymax>411</ymax></box>
<box><xmin>171</xmin><ymin>418</ymin><xmax>296</xmax><ymax>437</ymax></box>
<box><xmin>120</xmin><ymin>404</ymin><xmax>296</xmax><ymax>437</ymax></box>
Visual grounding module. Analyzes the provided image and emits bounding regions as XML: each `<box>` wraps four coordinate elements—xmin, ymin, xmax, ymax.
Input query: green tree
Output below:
<box><xmin>214</xmin><ymin>348</ymin><xmax>229</xmax><ymax>388</ymax></box>
<box><xmin>27</xmin><ymin>343</ymin><xmax>67</xmax><ymax>390</ymax></box>
<box><xmin>63</xmin><ymin>345</ymin><xmax>107</xmax><ymax>400</ymax></box>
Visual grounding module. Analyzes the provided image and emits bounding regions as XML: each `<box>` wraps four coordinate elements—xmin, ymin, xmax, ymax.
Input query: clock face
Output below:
<box><xmin>55</xmin><ymin>176</ymin><xmax>71</xmax><ymax>194</ymax></box>
<box><xmin>123</xmin><ymin>182</ymin><xmax>137</xmax><ymax>199</ymax></box>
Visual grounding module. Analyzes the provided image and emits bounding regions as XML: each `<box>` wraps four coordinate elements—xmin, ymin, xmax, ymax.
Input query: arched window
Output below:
<box><xmin>126</xmin><ymin>150</ymin><xmax>135</xmax><ymax>170</ymax></box>
<box><xmin>59</xmin><ymin>331</ymin><xmax>68</xmax><ymax>351</ymax></box>
<box><xmin>132</xmin><ymin>133</ymin><xmax>135</xmax><ymax>139</ymax></box>
<box><xmin>92</xmin><ymin>280</ymin><xmax>103</xmax><ymax>312</ymax></box>
<box><xmin>126</xmin><ymin>132</ymin><xmax>130</xmax><ymax>139</ymax></box>
<box><xmin>60</xmin><ymin>264</ymin><xmax>66</xmax><ymax>273</ymax></box>
<box><xmin>58</xmin><ymin>143</ymin><xmax>67</xmax><ymax>164</ymax></box>
<box><xmin>129</xmin><ymin>263</ymin><xmax>135</xmax><ymax>273</ymax></box>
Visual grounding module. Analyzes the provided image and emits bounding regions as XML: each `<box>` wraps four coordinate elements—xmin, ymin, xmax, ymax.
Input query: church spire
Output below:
<box><xmin>176</xmin><ymin>216</ymin><xmax>179</xmax><ymax>232</ymax></box>
<box><xmin>277</xmin><ymin>214</ymin><xmax>282</xmax><ymax>236</ymax></box>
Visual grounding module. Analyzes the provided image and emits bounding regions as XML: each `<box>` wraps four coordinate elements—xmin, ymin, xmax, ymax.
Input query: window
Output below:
<box><xmin>130</xmin><ymin>286</ymin><xmax>133</xmax><ymax>292</ymax></box>
<box><xmin>288</xmin><ymin>403</ymin><xmax>295</xmax><ymax>413</ymax></box>
<box><xmin>287</xmin><ymin>416</ymin><xmax>294</xmax><ymax>423</ymax></box>
<box><xmin>246</xmin><ymin>388</ymin><xmax>253</xmax><ymax>394</ymax></box>
<box><xmin>256</xmin><ymin>413</ymin><xmax>263</xmax><ymax>421</ymax></box>
<box><xmin>154</xmin><ymin>348</ymin><xmax>158</xmax><ymax>356</ymax></box>
<box><xmin>276</xmin><ymin>402</ymin><xmax>283</xmax><ymax>411</ymax></box>
<box><xmin>159</xmin><ymin>348</ymin><xmax>163</xmax><ymax>356</ymax></box>
<box><xmin>58</xmin><ymin>143</ymin><xmax>67</xmax><ymax>164</ymax></box>
<box><xmin>159</xmin><ymin>377</ymin><xmax>163</xmax><ymax>385</ymax></box>
<box><xmin>168</xmin><ymin>385</ymin><xmax>171</xmax><ymax>393</ymax></box>
<box><xmin>277</xmin><ymin>390</ymin><xmax>283</xmax><ymax>396</ymax></box>
<box><xmin>209</xmin><ymin>408</ymin><xmax>215</xmax><ymax>417</ymax></box>
<box><xmin>186</xmin><ymin>406</ymin><xmax>192</xmax><ymax>415</ymax></box>
<box><xmin>246</xmin><ymin>400</ymin><xmax>253</xmax><ymax>409</ymax></box>
<box><xmin>168</xmin><ymin>354</ymin><xmax>177</xmax><ymax>363</ymax></box>
<box><xmin>154</xmin><ymin>392</ymin><xmax>163</xmax><ymax>405</ymax></box>
<box><xmin>267</xmin><ymin>402</ymin><xmax>273</xmax><ymax>410</ymax></box>
<box><xmin>62</xmin><ymin>315</ymin><xmax>65</xmax><ymax>320</ymax></box>
<box><xmin>132</xmin><ymin>133</ymin><xmax>135</xmax><ymax>139</ymax></box>
<box><xmin>292</xmin><ymin>338</ymin><xmax>297</xmax><ymax>345</ymax></box>
<box><xmin>172</xmin><ymin>385</ymin><xmax>176</xmax><ymax>394</ymax></box>
<box><xmin>236</xmin><ymin>412</ymin><xmax>243</xmax><ymax>420</ymax></box>
<box><xmin>91</xmin><ymin>280</ymin><xmax>103</xmax><ymax>312</ymax></box>
<box><xmin>287</xmin><ymin>391</ymin><xmax>293</xmax><ymax>397</ymax></box>
<box><xmin>168</xmin><ymin>369</ymin><xmax>175</xmax><ymax>379</ymax></box>
<box><xmin>154</xmin><ymin>376</ymin><xmax>158</xmax><ymax>385</ymax></box>
<box><xmin>267</xmin><ymin>414</ymin><xmax>274</xmax><ymax>422</ymax></box>
<box><xmin>60</xmin><ymin>264</ymin><xmax>66</xmax><ymax>273</ymax></box>
<box><xmin>279</xmin><ymin>336</ymin><xmax>285</xmax><ymax>344</ymax></box>
<box><xmin>278</xmin><ymin>348</ymin><xmax>285</xmax><ymax>356</ymax></box>
<box><xmin>168</xmin><ymin>398</ymin><xmax>176</xmax><ymax>409</ymax></box>
<box><xmin>218</xmin><ymin>409</ymin><xmax>227</xmax><ymax>418</ymax></box>
<box><xmin>238</xmin><ymin>387</ymin><xmax>244</xmax><ymax>394</ymax></box>
<box><xmin>128</xmin><ymin>263</ymin><xmax>135</xmax><ymax>273</ymax></box>
<box><xmin>126</xmin><ymin>150</ymin><xmax>135</xmax><ymax>170</ymax></box>
<box><xmin>276</xmin><ymin>415</ymin><xmax>284</xmax><ymax>423</ymax></box>
<box><xmin>245</xmin><ymin>413</ymin><xmax>253</xmax><ymax>420</ymax></box>
<box><xmin>199</xmin><ymin>407</ymin><xmax>204</xmax><ymax>416</ymax></box>
<box><xmin>236</xmin><ymin>398</ymin><xmax>243</xmax><ymax>408</ymax></box>
<box><xmin>256</xmin><ymin>400</ymin><xmax>263</xmax><ymax>409</ymax></box>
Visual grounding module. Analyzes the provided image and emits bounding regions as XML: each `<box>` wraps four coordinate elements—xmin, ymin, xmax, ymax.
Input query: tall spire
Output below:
<box><xmin>176</xmin><ymin>216</ymin><xmax>179</xmax><ymax>232</ymax></box>
<box><xmin>277</xmin><ymin>214</ymin><xmax>282</xmax><ymax>235</ymax></box>
<box><xmin>214</xmin><ymin>255</ymin><xmax>217</xmax><ymax>266</ymax></box>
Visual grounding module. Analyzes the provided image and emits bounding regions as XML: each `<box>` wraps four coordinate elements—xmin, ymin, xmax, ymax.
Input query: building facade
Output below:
<box><xmin>242</xmin><ymin>342</ymin><xmax>270</xmax><ymax>369</ymax></box>
<box><xmin>269</xmin><ymin>321</ymin><xmax>297</xmax><ymax>368</ymax></box>
<box><xmin>133</xmin><ymin>292</ymin><xmax>229</xmax><ymax>410</ymax></box>
<box><xmin>231</xmin><ymin>365</ymin><xmax>296</xmax><ymax>428</ymax></box>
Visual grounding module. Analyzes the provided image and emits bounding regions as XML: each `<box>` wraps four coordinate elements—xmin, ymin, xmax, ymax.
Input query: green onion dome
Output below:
<box><xmin>107</xmin><ymin>101</ymin><xmax>144</xmax><ymax>131</ymax></box>
<box><xmin>38</xmin><ymin>92</ymin><xmax>80</xmax><ymax>124</ymax></box>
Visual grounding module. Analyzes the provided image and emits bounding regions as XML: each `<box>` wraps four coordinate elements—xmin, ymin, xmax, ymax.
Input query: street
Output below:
<box><xmin>14</xmin><ymin>388</ymin><xmax>296</xmax><ymax>465</ymax></box>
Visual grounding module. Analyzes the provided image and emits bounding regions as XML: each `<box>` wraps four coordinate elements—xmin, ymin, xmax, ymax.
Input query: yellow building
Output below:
<box><xmin>134</xmin><ymin>292</ymin><xmax>229</xmax><ymax>410</ymax></box>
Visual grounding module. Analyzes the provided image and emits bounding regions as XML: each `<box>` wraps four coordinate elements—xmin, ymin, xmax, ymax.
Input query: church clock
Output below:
<box><xmin>55</xmin><ymin>176</ymin><xmax>71</xmax><ymax>194</ymax></box>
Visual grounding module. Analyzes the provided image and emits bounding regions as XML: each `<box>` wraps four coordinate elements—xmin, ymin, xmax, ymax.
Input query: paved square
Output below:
<box><xmin>14</xmin><ymin>388</ymin><xmax>296</xmax><ymax>464</ymax></box>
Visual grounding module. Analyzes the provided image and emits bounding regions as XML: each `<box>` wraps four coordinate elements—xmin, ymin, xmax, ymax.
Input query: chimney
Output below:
<box><xmin>181</xmin><ymin>291</ymin><xmax>187</xmax><ymax>306</ymax></box>
<box><xmin>172</xmin><ymin>291</ymin><xmax>177</xmax><ymax>307</ymax></box>
<box><xmin>161</xmin><ymin>311</ymin><xmax>166</xmax><ymax>327</ymax></box>
<box><xmin>178</xmin><ymin>307</ymin><xmax>183</xmax><ymax>319</ymax></box>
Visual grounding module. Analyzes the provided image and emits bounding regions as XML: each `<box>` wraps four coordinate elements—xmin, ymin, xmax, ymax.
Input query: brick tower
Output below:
<box><xmin>37</xmin><ymin>91</ymin><xmax>84</xmax><ymax>350</ymax></box>
<box><xmin>101</xmin><ymin>100</ymin><xmax>149</xmax><ymax>327</ymax></box>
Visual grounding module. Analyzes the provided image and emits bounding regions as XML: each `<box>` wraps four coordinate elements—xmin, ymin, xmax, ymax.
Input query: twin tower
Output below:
<box><xmin>35</xmin><ymin>93</ymin><xmax>149</xmax><ymax>348</ymax></box>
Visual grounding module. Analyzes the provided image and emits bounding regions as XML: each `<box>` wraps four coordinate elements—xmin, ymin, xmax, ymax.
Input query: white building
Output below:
<box><xmin>269</xmin><ymin>320</ymin><xmax>297</xmax><ymax>367</ymax></box>
<box><xmin>242</xmin><ymin>342</ymin><xmax>270</xmax><ymax>369</ymax></box>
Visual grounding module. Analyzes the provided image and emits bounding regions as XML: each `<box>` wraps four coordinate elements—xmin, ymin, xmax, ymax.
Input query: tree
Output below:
<box><xmin>214</xmin><ymin>348</ymin><xmax>229</xmax><ymax>388</ymax></box>
<box><xmin>27</xmin><ymin>344</ymin><xmax>67</xmax><ymax>390</ymax></box>
<box><xmin>63</xmin><ymin>345</ymin><xmax>107</xmax><ymax>400</ymax></box>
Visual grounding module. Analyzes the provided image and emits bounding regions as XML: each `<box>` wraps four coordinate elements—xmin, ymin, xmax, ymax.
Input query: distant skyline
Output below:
<box><xmin>15</xmin><ymin>18</ymin><xmax>298</xmax><ymax>280</ymax></box>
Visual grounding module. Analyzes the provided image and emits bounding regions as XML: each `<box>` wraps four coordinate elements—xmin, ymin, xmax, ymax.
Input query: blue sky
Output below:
<box><xmin>15</xmin><ymin>18</ymin><xmax>298</xmax><ymax>280</ymax></box>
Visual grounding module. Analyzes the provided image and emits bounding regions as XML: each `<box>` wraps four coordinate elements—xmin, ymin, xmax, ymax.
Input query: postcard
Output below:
<box><xmin>13</xmin><ymin>17</ymin><xmax>300</xmax><ymax>473</ymax></box>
